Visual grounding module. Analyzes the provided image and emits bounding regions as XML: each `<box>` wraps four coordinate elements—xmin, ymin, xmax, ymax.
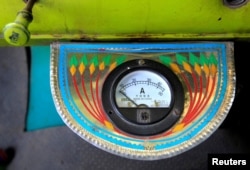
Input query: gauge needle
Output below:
<box><xmin>119</xmin><ymin>90</ymin><xmax>139</xmax><ymax>107</ymax></box>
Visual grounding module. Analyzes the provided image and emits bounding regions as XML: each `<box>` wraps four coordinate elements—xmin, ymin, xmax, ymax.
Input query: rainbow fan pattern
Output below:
<box><xmin>50</xmin><ymin>42</ymin><xmax>235</xmax><ymax>160</ymax></box>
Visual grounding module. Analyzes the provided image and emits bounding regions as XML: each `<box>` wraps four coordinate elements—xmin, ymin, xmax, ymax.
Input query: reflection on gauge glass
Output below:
<box><xmin>115</xmin><ymin>70</ymin><xmax>172</xmax><ymax>108</ymax></box>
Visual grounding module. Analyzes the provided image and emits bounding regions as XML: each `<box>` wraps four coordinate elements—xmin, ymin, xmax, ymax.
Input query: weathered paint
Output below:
<box><xmin>1</xmin><ymin>0</ymin><xmax>250</xmax><ymax>45</ymax></box>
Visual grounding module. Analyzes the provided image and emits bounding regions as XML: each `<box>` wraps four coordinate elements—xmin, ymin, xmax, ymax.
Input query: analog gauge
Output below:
<box><xmin>102</xmin><ymin>59</ymin><xmax>184</xmax><ymax>136</ymax></box>
<box><xmin>115</xmin><ymin>70</ymin><xmax>172</xmax><ymax>124</ymax></box>
<box><xmin>115</xmin><ymin>70</ymin><xmax>172</xmax><ymax>108</ymax></box>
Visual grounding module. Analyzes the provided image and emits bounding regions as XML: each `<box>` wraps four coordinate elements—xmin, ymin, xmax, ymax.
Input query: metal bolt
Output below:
<box><xmin>138</xmin><ymin>59</ymin><xmax>145</xmax><ymax>66</ymax></box>
<box><xmin>223</xmin><ymin>0</ymin><xmax>249</xmax><ymax>8</ymax></box>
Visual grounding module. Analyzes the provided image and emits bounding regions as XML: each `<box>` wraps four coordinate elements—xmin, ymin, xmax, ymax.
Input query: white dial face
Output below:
<box><xmin>115</xmin><ymin>70</ymin><xmax>172</xmax><ymax>108</ymax></box>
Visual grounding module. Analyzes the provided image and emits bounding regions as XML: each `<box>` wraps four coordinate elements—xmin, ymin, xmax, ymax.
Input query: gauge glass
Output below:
<box><xmin>115</xmin><ymin>70</ymin><xmax>172</xmax><ymax>108</ymax></box>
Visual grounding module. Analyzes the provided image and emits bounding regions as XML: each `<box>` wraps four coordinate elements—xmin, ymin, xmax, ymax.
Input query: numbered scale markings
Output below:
<box><xmin>102</xmin><ymin>59</ymin><xmax>184</xmax><ymax>136</ymax></box>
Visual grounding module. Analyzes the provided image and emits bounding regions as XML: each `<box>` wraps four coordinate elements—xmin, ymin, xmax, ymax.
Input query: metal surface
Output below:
<box><xmin>50</xmin><ymin>42</ymin><xmax>235</xmax><ymax>160</ymax></box>
<box><xmin>1</xmin><ymin>1</ymin><xmax>250</xmax><ymax>45</ymax></box>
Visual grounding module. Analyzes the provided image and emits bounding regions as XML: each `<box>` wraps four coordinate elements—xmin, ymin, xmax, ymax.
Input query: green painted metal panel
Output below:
<box><xmin>1</xmin><ymin>0</ymin><xmax>250</xmax><ymax>45</ymax></box>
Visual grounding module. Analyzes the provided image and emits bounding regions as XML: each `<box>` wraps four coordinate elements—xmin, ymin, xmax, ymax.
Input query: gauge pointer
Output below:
<box><xmin>119</xmin><ymin>90</ymin><xmax>139</xmax><ymax>107</ymax></box>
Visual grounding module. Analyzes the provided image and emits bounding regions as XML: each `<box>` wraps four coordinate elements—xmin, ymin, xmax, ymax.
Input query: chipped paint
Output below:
<box><xmin>1</xmin><ymin>0</ymin><xmax>250</xmax><ymax>45</ymax></box>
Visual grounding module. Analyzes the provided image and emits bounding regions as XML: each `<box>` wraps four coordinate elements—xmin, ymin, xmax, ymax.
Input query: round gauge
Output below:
<box><xmin>102</xmin><ymin>59</ymin><xmax>184</xmax><ymax>136</ymax></box>
<box><xmin>115</xmin><ymin>70</ymin><xmax>172</xmax><ymax>108</ymax></box>
<box><xmin>115</xmin><ymin>70</ymin><xmax>172</xmax><ymax>125</ymax></box>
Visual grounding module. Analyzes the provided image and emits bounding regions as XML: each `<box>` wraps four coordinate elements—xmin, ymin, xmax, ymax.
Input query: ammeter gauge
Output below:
<box><xmin>102</xmin><ymin>59</ymin><xmax>184</xmax><ymax>136</ymax></box>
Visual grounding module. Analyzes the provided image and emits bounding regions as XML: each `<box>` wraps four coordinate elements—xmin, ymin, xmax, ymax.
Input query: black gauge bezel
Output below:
<box><xmin>102</xmin><ymin>59</ymin><xmax>184</xmax><ymax>136</ymax></box>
